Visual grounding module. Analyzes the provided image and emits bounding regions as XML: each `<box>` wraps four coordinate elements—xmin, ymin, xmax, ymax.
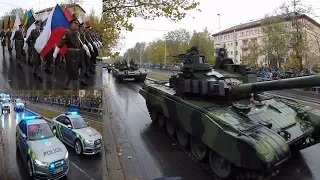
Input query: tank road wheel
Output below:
<box><xmin>176</xmin><ymin>126</ymin><xmax>190</xmax><ymax>147</ymax></box>
<box><xmin>166</xmin><ymin>118</ymin><xmax>176</xmax><ymax>136</ymax></box>
<box><xmin>157</xmin><ymin>113</ymin><xmax>165</xmax><ymax>127</ymax></box>
<box><xmin>209</xmin><ymin>150</ymin><xmax>235</xmax><ymax>180</ymax></box>
<box><xmin>190</xmin><ymin>136</ymin><xmax>208</xmax><ymax>161</ymax></box>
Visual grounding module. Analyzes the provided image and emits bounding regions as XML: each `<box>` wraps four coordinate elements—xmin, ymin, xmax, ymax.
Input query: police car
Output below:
<box><xmin>52</xmin><ymin>112</ymin><xmax>102</xmax><ymax>155</ymax></box>
<box><xmin>14</xmin><ymin>98</ymin><xmax>25</xmax><ymax>111</ymax></box>
<box><xmin>16</xmin><ymin>116</ymin><xmax>69</xmax><ymax>180</ymax></box>
<box><xmin>2</xmin><ymin>99</ymin><xmax>10</xmax><ymax>114</ymax></box>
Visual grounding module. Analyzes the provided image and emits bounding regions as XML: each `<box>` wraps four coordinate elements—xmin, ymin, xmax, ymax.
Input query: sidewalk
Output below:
<box><xmin>0</xmin><ymin>122</ymin><xmax>7</xmax><ymax>180</ymax></box>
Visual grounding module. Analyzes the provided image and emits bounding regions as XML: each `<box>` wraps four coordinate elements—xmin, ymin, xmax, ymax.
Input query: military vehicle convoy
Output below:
<box><xmin>139</xmin><ymin>50</ymin><xmax>320</xmax><ymax>180</ymax></box>
<box><xmin>112</xmin><ymin>59</ymin><xmax>147</xmax><ymax>83</ymax></box>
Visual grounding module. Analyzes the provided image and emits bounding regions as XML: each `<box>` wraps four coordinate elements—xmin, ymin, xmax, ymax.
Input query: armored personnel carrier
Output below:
<box><xmin>139</xmin><ymin>51</ymin><xmax>320</xmax><ymax>180</ymax></box>
<box><xmin>112</xmin><ymin>59</ymin><xmax>147</xmax><ymax>83</ymax></box>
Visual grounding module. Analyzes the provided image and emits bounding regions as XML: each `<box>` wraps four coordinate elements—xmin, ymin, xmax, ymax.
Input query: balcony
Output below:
<box><xmin>240</xmin><ymin>44</ymin><xmax>248</xmax><ymax>50</ymax></box>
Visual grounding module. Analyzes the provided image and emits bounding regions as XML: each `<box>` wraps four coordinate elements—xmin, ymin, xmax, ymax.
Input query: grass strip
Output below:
<box><xmin>147</xmin><ymin>72</ymin><xmax>170</xmax><ymax>81</ymax></box>
<box><xmin>26</xmin><ymin>103</ymin><xmax>103</xmax><ymax>135</ymax></box>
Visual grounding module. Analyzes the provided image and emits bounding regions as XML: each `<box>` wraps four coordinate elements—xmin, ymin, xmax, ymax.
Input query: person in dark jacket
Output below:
<box><xmin>214</xmin><ymin>48</ymin><xmax>227</xmax><ymax>69</ymax></box>
<box><xmin>26</xmin><ymin>20</ymin><xmax>42</xmax><ymax>81</ymax></box>
<box><xmin>6</xmin><ymin>28</ymin><xmax>13</xmax><ymax>60</ymax></box>
<box><xmin>13</xmin><ymin>24</ymin><xmax>24</xmax><ymax>69</ymax></box>
<box><xmin>53</xmin><ymin>18</ymin><xmax>91</xmax><ymax>89</ymax></box>
<box><xmin>0</xmin><ymin>29</ymin><xmax>6</xmax><ymax>53</ymax></box>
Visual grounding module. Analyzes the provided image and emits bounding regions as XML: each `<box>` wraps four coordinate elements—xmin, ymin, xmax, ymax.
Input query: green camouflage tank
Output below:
<box><xmin>112</xmin><ymin>59</ymin><xmax>147</xmax><ymax>83</ymax></box>
<box><xmin>139</xmin><ymin>52</ymin><xmax>320</xmax><ymax>180</ymax></box>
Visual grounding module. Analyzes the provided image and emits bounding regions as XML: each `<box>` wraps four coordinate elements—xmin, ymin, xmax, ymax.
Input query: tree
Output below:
<box><xmin>102</xmin><ymin>0</ymin><xmax>200</xmax><ymax>56</ymax></box>
<box><xmin>146</xmin><ymin>39</ymin><xmax>166</xmax><ymax>64</ymax></box>
<box><xmin>189</xmin><ymin>28</ymin><xmax>215</xmax><ymax>64</ymax></box>
<box><xmin>165</xmin><ymin>29</ymin><xmax>190</xmax><ymax>63</ymax></box>
<box><xmin>261</xmin><ymin>14</ymin><xmax>289</xmax><ymax>67</ymax></box>
<box><xmin>241</xmin><ymin>41</ymin><xmax>260</xmax><ymax>67</ymax></box>
<box><xmin>277</xmin><ymin>0</ymin><xmax>313</xmax><ymax>69</ymax></box>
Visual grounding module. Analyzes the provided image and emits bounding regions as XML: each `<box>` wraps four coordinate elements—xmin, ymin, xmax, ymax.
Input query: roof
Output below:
<box><xmin>25</xmin><ymin>118</ymin><xmax>47</xmax><ymax>125</ymax></box>
<box><xmin>212</xmin><ymin>13</ymin><xmax>320</xmax><ymax>36</ymax></box>
<box><xmin>35</xmin><ymin>3</ymin><xmax>86</xmax><ymax>14</ymax></box>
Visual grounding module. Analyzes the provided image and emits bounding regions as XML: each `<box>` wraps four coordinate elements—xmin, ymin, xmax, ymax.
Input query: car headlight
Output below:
<box><xmin>85</xmin><ymin>139</ymin><xmax>94</xmax><ymax>144</ymax></box>
<box><xmin>64</xmin><ymin>151</ymin><xmax>68</xmax><ymax>159</ymax></box>
<box><xmin>34</xmin><ymin>159</ymin><xmax>48</xmax><ymax>166</ymax></box>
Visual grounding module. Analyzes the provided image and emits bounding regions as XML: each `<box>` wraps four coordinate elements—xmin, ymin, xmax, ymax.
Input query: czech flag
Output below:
<box><xmin>34</xmin><ymin>4</ymin><xmax>70</xmax><ymax>58</ymax></box>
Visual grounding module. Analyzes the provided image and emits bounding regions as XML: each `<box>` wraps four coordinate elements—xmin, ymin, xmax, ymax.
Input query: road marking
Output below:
<box><xmin>70</xmin><ymin>161</ymin><xmax>96</xmax><ymax>180</ymax></box>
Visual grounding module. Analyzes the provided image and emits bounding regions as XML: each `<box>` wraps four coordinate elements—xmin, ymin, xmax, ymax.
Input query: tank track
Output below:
<box><xmin>146</xmin><ymin>105</ymin><xmax>272</xmax><ymax>180</ymax></box>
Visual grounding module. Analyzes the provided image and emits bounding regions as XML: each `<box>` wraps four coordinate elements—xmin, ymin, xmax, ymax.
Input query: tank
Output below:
<box><xmin>112</xmin><ymin>59</ymin><xmax>147</xmax><ymax>83</ymax></box>
<box><xmin>139</xmin><ymin>51</ymin><xmax>320</xmax><ymax>180</ymax></box>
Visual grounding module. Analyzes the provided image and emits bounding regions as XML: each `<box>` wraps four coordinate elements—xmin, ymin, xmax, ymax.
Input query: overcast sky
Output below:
<box><xmin>0</xmin><ymin>0</ymin><xmax>101</xmax><ymax>17</ymax></box>
<box><xmin>117</xmin><ymin>0</ymin><xmax>320</xmax><ymax>55</ymax></box>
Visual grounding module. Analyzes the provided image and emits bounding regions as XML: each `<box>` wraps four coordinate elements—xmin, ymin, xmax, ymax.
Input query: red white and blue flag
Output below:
<box><xmin>35</xmin><ymin>4</ymin><xmax>70</xmax><ymax>58</ymax></box>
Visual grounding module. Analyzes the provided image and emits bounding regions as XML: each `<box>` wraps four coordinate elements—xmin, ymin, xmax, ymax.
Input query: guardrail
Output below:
<box><xmin>28</xmin><ymin>100</ymin><xmax>102</xmax><ymax>115</ymax></box>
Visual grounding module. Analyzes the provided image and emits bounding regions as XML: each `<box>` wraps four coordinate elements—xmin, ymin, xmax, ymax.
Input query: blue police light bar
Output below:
<box><xmin>65</xmin><ymin>112</ymin><xmax>78</xmax><ymax>115</ymax></box>
<box><xmin>24</xmin><ymin>116</ymin><xmax>43</xmax><ymax>120</ymax></box>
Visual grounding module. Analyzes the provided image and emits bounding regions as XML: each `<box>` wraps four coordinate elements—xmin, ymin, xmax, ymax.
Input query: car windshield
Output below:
<box><xmin>71</xmin><ymin>117</ymin><xmax>88</xmax><ymax>129</ymax></box>
<box><xmin>3</xmin><ymin>99</ymin><xmax>9</xmax><ymax>103</ymax></box>
<box><xmin>28</xmin><ymin>123</ymin><xmax>54</xmax><ymax>141</ymax></box>
<box><xmin>16</xmin><ymin>99</ymin><xmax>22</xmax><ymax>103</ymax></box>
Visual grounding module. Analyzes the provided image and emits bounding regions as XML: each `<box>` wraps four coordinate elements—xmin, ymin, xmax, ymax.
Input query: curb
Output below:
<box><xmin>146</xmin><ymin>77</ymin><xmax>157</xmax><ymax>81</ymax></box>
<box><xmin>0</xmin><ymin>121</ymin><xmax>7</xmax><ymax>180</ymax></box>
<box><xmin>102</xmin><ymin>90</ymin><xmax>125</xmax><ymax>180</ymax></box>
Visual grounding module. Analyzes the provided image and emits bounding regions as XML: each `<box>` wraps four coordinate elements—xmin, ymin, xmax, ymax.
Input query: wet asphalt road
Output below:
<box><xmin>103</xmin><ymin>69</ymin><xmax>320</xmax><ymax>180</ymax></box>
<box><xmin>0</xmin><ymin>104</ymin><xmax>102</xmax><ymax>180</ymax></box>
<box><xmin>0</xmin><ymin>47</ymin><xmax>102</xmax><ymax>90</ymax></box>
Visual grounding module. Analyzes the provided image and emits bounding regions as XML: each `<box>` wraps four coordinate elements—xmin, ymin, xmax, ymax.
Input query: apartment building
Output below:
<box><xmin>212</xmin><ymin>14</ymin><xmax>320</xmax><ymax>66</ymax></box>
<box><xmin>34</xmin><ymin>3</ymin><xmax>86</xmax><ymax>20</ymax></box>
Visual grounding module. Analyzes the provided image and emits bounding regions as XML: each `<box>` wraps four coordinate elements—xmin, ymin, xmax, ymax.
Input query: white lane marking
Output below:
<box><xmin>70</xmin><ymin>161</ymin><xmax>95</xmax><ymax>180</ymax></box>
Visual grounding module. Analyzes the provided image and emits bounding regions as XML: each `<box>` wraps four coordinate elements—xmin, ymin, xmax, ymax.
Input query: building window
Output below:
<box><xmin>235</xmin><ymin>33</ymin><xmax>238</xmax><ymax>38</ymax></box>
<box><xmin>246</xmin><ymin>31</ymin><xmax>249</xmax><ymax>35</ymax></box>
<box><xmin>227</xmin><ymin>35</ymin><xmax>230</xmax><ymax>39</ymax></box>
<box><xmin>231</xmin><ymin>51</ymin><xmax>233</xmax><ymax>55</ymax></box>
<box><xmin>231</xmin><ymin>42</ymin><xmax>233</xmax><ymax>46</ymax></box>
<box><xmin>254</xmin><ymin>28</ymin><xmax>258</xmax><ymax>34</ymax></box>
<box><xmin>224</xmin><ymin>35</ymin><xmax>226</xmax><ymax>40</ymax></box>
<box><xmin>241</xmin><ymin>32</ymin><xmax>244</xmax><ymax>36</ymax></box>
<box><xmin>250</xmin><ymin>30</ymin><xmax>253</xmax><ymax>35</ymax></box>
<box><xmin>236</xmin><ymin>42</ymin><xmax>238</xmax><ymax>46</ymax></box>
<box><xmin>236</xmin><ymin>51</ymin><xmax>238</xmax><ymax>55</ymax></box>
<box><xmin>231</xmin><ymin>34</ymin><xmax>233</xmax><ymax>39</ymax></box>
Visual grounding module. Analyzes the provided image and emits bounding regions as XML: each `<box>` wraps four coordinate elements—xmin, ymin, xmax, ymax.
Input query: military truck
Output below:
<box><xmin>112</xmin><ymin>59</ymin><xmax>147</xmax><ymax>83</ymax></box>
<box><xmin>139</xmin><ymin>49</ymin><xmax>320</xmax><ymax>180</ymax></box>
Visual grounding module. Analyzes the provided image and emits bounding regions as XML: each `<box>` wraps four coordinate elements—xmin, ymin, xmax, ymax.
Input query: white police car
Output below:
<box><xmin>14</xmin><ymin>98</ymin><xmax>25</xmax><ymax>111</ymax></box>
<box><xmin>52</xmin><ymin>112</ymin><xmax>102</xmax><ymax>155</ymax></box>
<box><xmin>2</xmin><ymin>99</ymin><xmax>10</xmax><ymax>114</ymax></box>
<box><xmin>16</xmin><ymin>116</ymin><xmax>69</xmax><ymax>179</ymax></box>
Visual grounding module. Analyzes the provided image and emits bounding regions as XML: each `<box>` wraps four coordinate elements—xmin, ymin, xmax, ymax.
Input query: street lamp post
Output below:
<box><xmin>217</xmin><ymin>14</ymin><xmax>221</xmax><ymax>47</ymax></box>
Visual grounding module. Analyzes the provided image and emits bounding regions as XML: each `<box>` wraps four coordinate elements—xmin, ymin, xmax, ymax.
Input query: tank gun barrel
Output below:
<box><xmin>231</xmin><ymin>74</ymin><xmax>320</xmax><ymax>94</ymax></box>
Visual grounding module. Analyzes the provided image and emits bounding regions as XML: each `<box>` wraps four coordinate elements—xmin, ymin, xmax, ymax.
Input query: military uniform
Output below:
<box><xmin>85</xmin><ymin>27</ymin><xmax>95</xmax><ymax>73</ymax></box>
<box><xmin>44</xmin><ymin>48</ymin><xmax>54</xmax><ymax>73</ymax></box>
<box><xmin>26</xmin><ymin>28</ymin><xmax>41</xmax><ymax>67</ymax></box>
<box><xmin>6</xmin><ymin>30</ymin><xmax>12</xmax><ymax>59</ymax></box>
<box><xmin>13</xmin><ymin>25</ymin><xmax>24</xmax><ymax>68</ymax></box>
<box><xmin>78</xmin><ymin>23</ymin><xmax>88</xmax><ymax>85</ymax></box>
<box><xmin>57</xmin><ymin>29</ymin><xmax>82</xmax><ymax>81</ymax></box>
<box><xmin>0</xmin><ymin>30</ymin><xmax>6</xmax><ymax>52</ymax></box>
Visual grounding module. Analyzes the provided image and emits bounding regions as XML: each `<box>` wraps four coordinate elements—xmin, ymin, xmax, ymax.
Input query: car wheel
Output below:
<box><xmin>27</xmin><ymin>157</ymin><xmax>34</xmax><ymax>179</ymax></box>
<box><xmin>74</xmin><ymin>139</ymin><xmax>83</xmax><ymax>155</ymax></box>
